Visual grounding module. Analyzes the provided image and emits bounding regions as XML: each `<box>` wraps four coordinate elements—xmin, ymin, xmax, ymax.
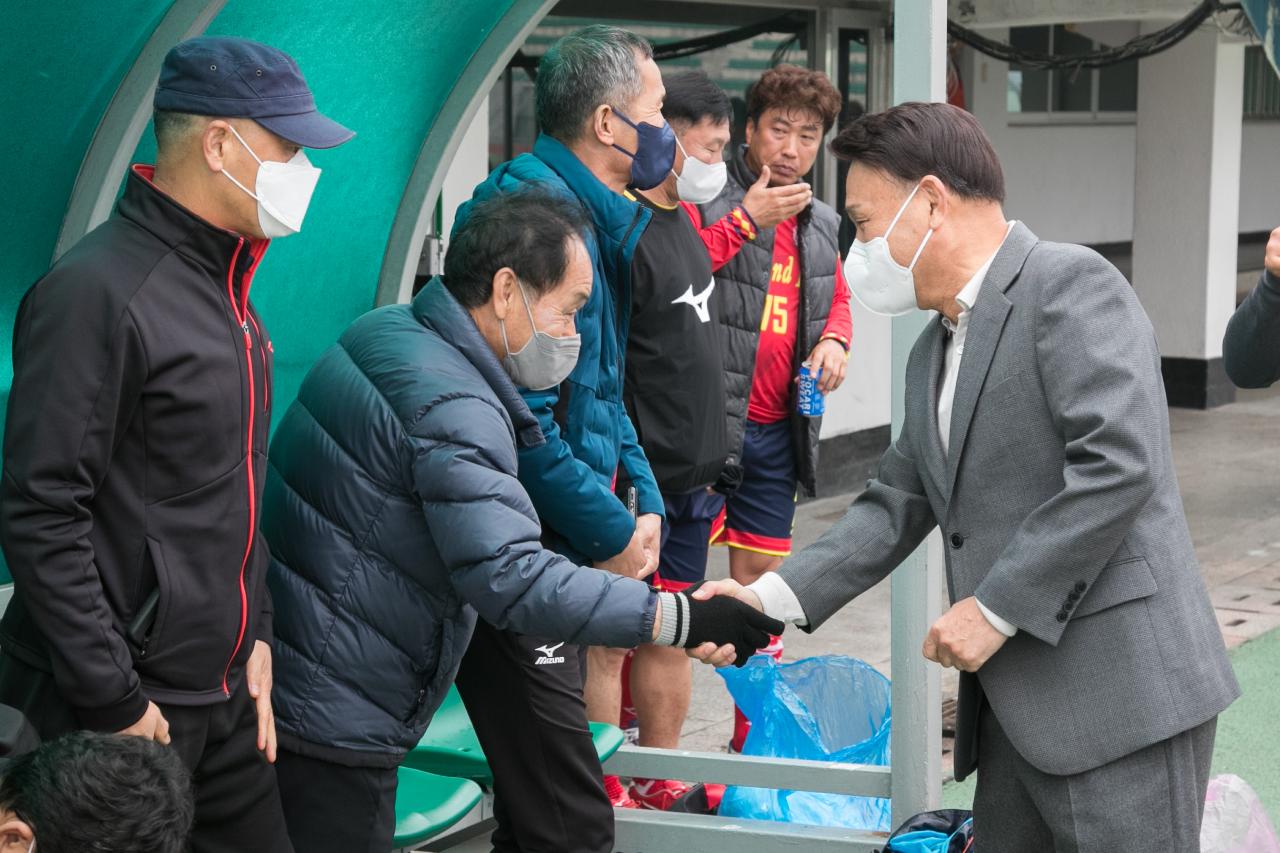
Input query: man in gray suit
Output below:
<box><xmin>690</xmin><ymin>102</ymin><xmax>1239</xmax><ymax>850</ymax></box>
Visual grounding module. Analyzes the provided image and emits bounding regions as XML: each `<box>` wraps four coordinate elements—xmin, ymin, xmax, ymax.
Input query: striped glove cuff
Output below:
<box><xmin>655</xmin><ymin>592</ymin><xmax>691</xmax><ymax>647</ymax></box>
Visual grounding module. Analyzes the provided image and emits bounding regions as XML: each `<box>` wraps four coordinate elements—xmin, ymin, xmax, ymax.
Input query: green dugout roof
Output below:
<box><xmin>0</xmin><ymin>0</ymin><xmax>557</xmax><ymax>581</ymax></box>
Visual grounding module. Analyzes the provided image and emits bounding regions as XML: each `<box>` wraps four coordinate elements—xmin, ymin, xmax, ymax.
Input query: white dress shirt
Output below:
<box><xmin>749</xmin><ymin>223</ymin><xmax>1019</xmax><ymax>637</ymax></box>
<box><xmin>938</xmin><ymin>223</ymin><xmax>1018</xmax><ymax>637</ymax></box>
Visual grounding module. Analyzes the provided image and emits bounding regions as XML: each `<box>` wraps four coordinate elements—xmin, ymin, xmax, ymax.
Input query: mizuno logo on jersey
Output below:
<box><xmin>672</xmin><ymin>278</ymin><xmax>716</xmax><ymax>324</ymax></box>
<box><xmin>534</xmin><ymin>642</ymin><xmax>566</xmax><ymax>665</ymax></box>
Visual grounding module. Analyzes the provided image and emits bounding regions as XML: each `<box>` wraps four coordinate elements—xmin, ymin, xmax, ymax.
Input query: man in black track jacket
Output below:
<box><xmin>0</xmin><ymin>37</ymin><xmax>352</xmax><ymax>853</ymax></box>
<box><xmin>1224</xmin><ymin>224</ymin><xmax>1280</xmax><ymax>389</ymax></box>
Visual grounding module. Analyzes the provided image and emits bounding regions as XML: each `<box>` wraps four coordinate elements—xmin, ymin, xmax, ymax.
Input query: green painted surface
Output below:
<box><xmin>941</xmin><ymin>628</ymin><xmax>1280</xmax><ymax>825</ymax></box>
<box><xmin>0</xmin><ymin>1</ymin><xmax>170</xmax><ymax>345</ymax></box>
<box><xmin>392</xmin><ymin>766</ymin><xmax>482</xmax><ymax>847</ymax></box>
<box><xmin>0</xmin><ymin>1</ymin><xmax>173</xmax><ymax>417</ymax></box>
<box><xmin>0</xmin><ymin>0</ymin><xmax>547</xmax><ymax>586</ymax></box>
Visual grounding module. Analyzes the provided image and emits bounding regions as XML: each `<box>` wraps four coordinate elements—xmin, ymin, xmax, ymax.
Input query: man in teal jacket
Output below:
<box><xmin>451</xmin><ymin>24</ymin><xmax>673</xmax><ymax>837</ymax></box>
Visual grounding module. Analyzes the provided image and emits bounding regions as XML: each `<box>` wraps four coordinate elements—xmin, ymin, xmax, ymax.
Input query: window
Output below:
<box><xmin>1006</xmin><ymin>24</ymin><xmax>1137</xmax><ymax>118</ymax></box>
<box><xmin>1244</xmin><ymin>45</ymin><xmax>1280</xmax><ymax>119</ymax></box>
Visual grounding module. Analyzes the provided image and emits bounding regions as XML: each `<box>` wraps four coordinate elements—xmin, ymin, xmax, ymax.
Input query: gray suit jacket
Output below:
<box><xmin>781</xmin><ymin>223</ymin><xmax>1239</xmax><ymax>778</ymax></box>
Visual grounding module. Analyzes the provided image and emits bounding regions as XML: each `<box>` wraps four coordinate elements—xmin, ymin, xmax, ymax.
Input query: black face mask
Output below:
<box><xmin>611</xmin><ymin>108</ymin><xmax>677</xmax><ymax>190</ymax></box>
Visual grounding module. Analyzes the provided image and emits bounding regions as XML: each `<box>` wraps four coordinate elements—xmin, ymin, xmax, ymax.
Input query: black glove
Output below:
<box><xmin>712</xmin><ymin>459</ymin><xmax>744</xmax><ymax>497</ymax></box>
<box><xmin>678</xmin><ymin>581</ymin><xmax>786</xmax><ymax>667</ymax></box>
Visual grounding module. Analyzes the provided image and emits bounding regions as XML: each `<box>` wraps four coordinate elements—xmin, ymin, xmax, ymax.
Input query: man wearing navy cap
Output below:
<box><xmin>0</xmin><ymin>36</ymin><xmax>352</xmax><ymax>853</ymax></box>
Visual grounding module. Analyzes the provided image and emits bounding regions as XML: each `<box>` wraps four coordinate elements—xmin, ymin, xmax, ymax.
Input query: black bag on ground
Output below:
<box><xmin>886</xmin><ymin>809</ymin><xmax>974</xmax><ymax>852</ymax></box>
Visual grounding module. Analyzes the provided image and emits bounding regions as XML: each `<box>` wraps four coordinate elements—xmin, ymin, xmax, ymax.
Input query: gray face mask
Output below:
<box><xmin>499</xmin><ymin>283</ymin><xmax>581</xmax><ymax>391</ymax></box>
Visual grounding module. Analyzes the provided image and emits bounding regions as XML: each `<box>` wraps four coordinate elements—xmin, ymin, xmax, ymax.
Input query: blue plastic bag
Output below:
<box><xmin>717</xmin><ymin>655</ymin><xmax>892</xmax><ymax>830</ymax></box>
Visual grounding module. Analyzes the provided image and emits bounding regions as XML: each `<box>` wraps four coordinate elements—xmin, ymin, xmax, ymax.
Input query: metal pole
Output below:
<box><xmin>374</xmin><ymin>0</ymin><xmax>558</xmax><ymax>308</ymax></box>
<box><xmin>888</xmin><ymin>0</ymin><xmax>947</xmax><ymax>830</ymax></box>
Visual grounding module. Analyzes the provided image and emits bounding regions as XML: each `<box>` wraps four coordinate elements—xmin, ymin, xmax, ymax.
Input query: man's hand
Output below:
<box><xmin>118</xmin><ymin>700</ymin><xmax>170</xmax><ymax>745</ymax></box>
<box><xmin>684</xmin><ymin>579</ymin><xmax>768</xmax><ymax>667</ymax></box>
<box><xmin>635</xmin><ymin>513</ymin><xmax>662</xmax><ymax>574</ymax></box>
<box><xmin>805</xmin><ymin>339</ymin><xmax>848</xmax><ymax>393</ymax></box>
<box><xmin>596</xmin><ymin>525</ymin><xmax>658</xmax><ymax>580</ymax></box>
<box><xmin>922</xmin><ymin>597</ymin><xmax>1009</xmax><ymax>673</ymax></box>
<box><xmin>689</xmin><ymin>577</ymin><xmax>762</xmax><ymax>611</ymax></box>
<box><xmin>1265</xmin><ymin>226</ymin><xmax>1280</xmax><ymax>278</ymax></box>
<box><xmin>247</xmin><ymin>640</ymin><xmax>277</xmax><ymax>763</ymax></box>
<box><xmin>740</xmin><ymin>165</ymin><xmax>813</xmax><ymax>230</ymax></box>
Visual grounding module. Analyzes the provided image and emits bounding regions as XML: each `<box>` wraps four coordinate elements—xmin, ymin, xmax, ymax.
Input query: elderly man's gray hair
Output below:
<box><xmin>535</xmin><ymin>25</ymin><xmax>654</xmax><ymax>143</ymax></box>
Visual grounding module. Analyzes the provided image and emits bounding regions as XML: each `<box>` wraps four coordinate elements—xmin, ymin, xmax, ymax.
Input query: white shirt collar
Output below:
<box><xmin>941</xmin><ymin>221</ymin><xmax>1016</xmax><ymax>333</ymax></box>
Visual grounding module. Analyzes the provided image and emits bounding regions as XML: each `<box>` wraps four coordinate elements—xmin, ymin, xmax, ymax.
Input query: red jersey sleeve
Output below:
<box><xmin>680</xmin><ymin>201</ymin><xmax>759</xmax><ymax>273</ymax></box>
<box><xmin>818</xmin><ymin>254</ymin><xmax>853</xmax><ymax>350</ymax></box>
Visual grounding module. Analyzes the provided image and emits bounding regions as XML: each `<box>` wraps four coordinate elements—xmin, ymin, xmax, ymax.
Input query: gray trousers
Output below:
<box><xmin>973</xmin><ymin>707</ymin><xmax>1216</xmax><ymax>852</ymax></box>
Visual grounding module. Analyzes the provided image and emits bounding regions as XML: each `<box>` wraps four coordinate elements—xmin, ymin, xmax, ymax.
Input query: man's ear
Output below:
<box><xmin>744</xmin><ymin>117</ymin><xmax>757</xmax><ymax>146</ymax></box>
<box><xmin>0</xmin><ymin>817</ymin><xmax>33</xmax><ymax>852</ymax></box>
<box><xmin>919</xmin><ymin>175</ymin><xmax>949</xmax><ymax>230</ymax></box>
<box><xmin>591</xmin><ymin>104</ymin><xmax>618</xmax><ymax>147</ymax></box>
<box><xmin>490</xmin><ymin>268</ymin><xmax>519</xmax><ymax>322</ymax></box>
<box><xmin>202</xmin><ymin>119</ymin><xmax>233</xmax><ymax>173</ymax></box>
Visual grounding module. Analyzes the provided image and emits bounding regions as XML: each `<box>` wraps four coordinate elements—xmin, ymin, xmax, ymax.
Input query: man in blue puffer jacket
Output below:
<box><xmin>263</xmin><ymin>189</ymin><xmax>782</xmax><ymax>853</ymax></box>
<box><xmin>452</xmin><ymin>23</ymin><xmax>680</xmax><ymax>811</ymax></box>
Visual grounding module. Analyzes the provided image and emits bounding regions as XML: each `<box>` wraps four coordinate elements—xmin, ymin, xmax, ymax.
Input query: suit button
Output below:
<box><xmin>1064</xmin><ymin>599</ymin><xmax>1075</xmax><ymax>611</ymax></box>
<box><xmin>1056</xmin><ymin>611</ymin><xmax>1069</xmax><ymax>622</ymax></box>
<box><xmin>1068</xmin><ymin>591</ymin><xmax>1081</xmax><ymax>602</ymax></box>
<box><xmin>1074</xmin><ymin>581</ymin><xmax>1088</xmax><ymax>593</ymax></box>
<box><xmin>950</xmin><ymin>533</ymin><xmax>964</xmax><ymax>548</ymax></box>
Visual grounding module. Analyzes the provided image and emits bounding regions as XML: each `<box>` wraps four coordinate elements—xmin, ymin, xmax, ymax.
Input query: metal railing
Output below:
<box><xmin>606</xmin><ymin>747</ymin><xmax>891</xmax><ymax>852</ymax></box>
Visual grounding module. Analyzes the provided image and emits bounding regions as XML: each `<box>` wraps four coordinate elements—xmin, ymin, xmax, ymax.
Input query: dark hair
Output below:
<box><xmin>444</xmin><ymin>188</ymin><xmax>591</xmax><ymax>309</ymax></box>
<box><xmin>661</xmin><ymin>71</ymin><xmax>731</xmax><ymax>128</ymax></box>
<box><xmin>536</xmin><ymin>25</ymin><xmax>654</xmax><ymax>142</ymax></box>
<box><xmin>0</xmin><ymin>732</ymin><xmax>193</xmax><ymax>853</ymax></box>
<box><xmin>830</xmin><ymin>102</ymin><xmax>1006</xmax><ymax>202</ymax></box>
<box><xmin>746</xmin><ymin>64</ymin><xmax>842</xmax><ymax>134</ymax></box>
<box><xmin>153</xmin><ymin>110</ymin><xmax>204</xmax><ymax>155</ymax></box>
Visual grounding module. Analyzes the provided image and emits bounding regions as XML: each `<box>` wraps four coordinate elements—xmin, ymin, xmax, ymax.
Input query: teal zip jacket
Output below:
<box><xmin>453</xmin><ymin>134</ymin><xmax>663</xmax><ymax>563</ymax></box>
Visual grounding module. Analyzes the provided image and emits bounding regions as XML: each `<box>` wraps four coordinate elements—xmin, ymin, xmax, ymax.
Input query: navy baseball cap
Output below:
<box><xmin>154</xmin><ymin>36</ymin><xmax>354</xmax><ymax>149</ymax></box>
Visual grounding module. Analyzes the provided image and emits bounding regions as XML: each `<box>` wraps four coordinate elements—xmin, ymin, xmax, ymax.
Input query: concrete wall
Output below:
<box><xmin>440</xmin><ymin>96</ymin><xmax>491</xmax><ymax>257</ymax></box>
<box><xmin>822</xmin><ymin>303</ymin><xmax>892</xmax><ymax>437</ymax></box>
<box><xmin>964</xmin><ymin>31</ymin><xmax>1280</xmax><ymax>245</ymax></box>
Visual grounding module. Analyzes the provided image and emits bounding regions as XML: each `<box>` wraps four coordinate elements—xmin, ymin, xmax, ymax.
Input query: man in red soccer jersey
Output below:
<box><xmin>685</xmin><ymin>65</ymin><xmax>852</xmax><ymax>751</ymax></box>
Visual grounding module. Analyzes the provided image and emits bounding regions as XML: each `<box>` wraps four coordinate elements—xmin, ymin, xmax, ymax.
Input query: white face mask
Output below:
<box><xmin>221</xmin><ymin>124</ymin><xmax>321</xmax><ymax>239</ymax></box>
<box><xmin>500</xmin><ymin>283</ymin><xmax>582</xmax><ymax>391</ymax></box>
<box><xmin>844</xmin><ymin>182</ymin><xmax>934</xmax><ymax>317</ymax></box>
<box><xmin>672</xmin><ymin>136</ymin><xmax>728</xmax><ymax>204</ymax></box>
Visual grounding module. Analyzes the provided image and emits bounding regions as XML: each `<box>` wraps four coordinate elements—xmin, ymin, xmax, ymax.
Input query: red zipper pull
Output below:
<box><xmin>243</xmin><ymin>322</ymin><xmax>252</xmax><ymax>349</ymax></box>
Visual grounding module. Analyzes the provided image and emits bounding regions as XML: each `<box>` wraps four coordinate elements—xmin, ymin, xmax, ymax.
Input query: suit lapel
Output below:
<box><xmin>944</xmin><ymin>224</ymin><xmax>1038</xmax><ymax>498</ymax></box>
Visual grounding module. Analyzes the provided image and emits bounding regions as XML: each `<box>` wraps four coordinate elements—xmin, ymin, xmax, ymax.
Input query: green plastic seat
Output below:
<box><xmin>393</xmin><ymin>766</ymin><xmax>483</xmax><ymax>849</ymax></box>
<box><xmin>405</xmin><ymin>685</ymin><xmax>626</xmax><ymax>785</ymax></box>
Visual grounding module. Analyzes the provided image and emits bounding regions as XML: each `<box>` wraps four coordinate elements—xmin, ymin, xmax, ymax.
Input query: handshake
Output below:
<box><xmin>653</xmin><ymin>580</ymin><xmax>783</xmax><ymax>668</ymax></box>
